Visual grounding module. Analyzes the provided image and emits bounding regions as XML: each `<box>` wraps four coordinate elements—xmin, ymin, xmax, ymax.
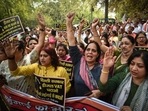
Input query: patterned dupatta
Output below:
<box><xmin>79</xmin><ymin>57</ymin><xmax>98</xmax><ymax>90</ymax></box>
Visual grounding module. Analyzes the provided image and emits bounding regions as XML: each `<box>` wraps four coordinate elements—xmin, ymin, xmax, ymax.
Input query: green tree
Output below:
<box><xmin>0</xmin><ymin>0</ymin><xmax>103</xmax><ymax>28</ymax></box>
<box><xmin>0</xmin><ymin>0</ymin><xmax>40</xmax><ymax>27</ymax></box>
<box><xmin>109</xmin><ymin>0</ymin><xmax>148</xmax><ymax>20</ymax></box>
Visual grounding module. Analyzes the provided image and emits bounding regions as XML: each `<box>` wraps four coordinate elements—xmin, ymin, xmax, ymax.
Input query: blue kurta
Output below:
<box><xmin>69</xmin><ymin>46</ymin><xmax>102</xmax><ymax>96</ymax></box>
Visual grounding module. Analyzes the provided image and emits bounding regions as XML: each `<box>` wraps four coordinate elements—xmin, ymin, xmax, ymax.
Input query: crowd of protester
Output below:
<box><xmin>0</xmin><ymin>12</ymin><xmax>148</xmax><ymax>111</ymax></box>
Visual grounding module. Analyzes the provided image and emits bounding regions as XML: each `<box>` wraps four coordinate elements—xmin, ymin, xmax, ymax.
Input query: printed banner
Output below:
<box><xmin>0</xmin><ymin>16</ymin><xmax>24</xmax><ymax>41</ymax></box>
<box><xmin>0</xmin><ymin>85</ymin><xmax>119</xmax><ymax>111</ymax></box>
<box><xmin>60</xmin><ymin>60</ymin><xmax>73</xmax><ymax>80</ymax></box>
<box><xmin>35</xmin><ymin>75</ymin><xmax>66</xmax><ymax>108</ymax></box>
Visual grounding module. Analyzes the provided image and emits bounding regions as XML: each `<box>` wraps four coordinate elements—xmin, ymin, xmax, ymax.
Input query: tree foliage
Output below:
<box><xmin>0</xmin><ymin>0</ymin><xmax>102</xmax><ymax>28</ymax></box>
<box><xmin>38</xmin><ymin>0</ymin><xmax>102</xmax><ymax>26</ymax></box>
<box><xmin>0</xmin><ymin>0</ymin><xmax>147</xmax><ymax>28</ymax></box>
<box><xmin>0</xmin><ymin>0</ymin><xmax>40</xmax><ymax>27</ymax></box>
<box><xmin>109</xmin><ymin>0</ymin><xmax>148</xmax><ymax>20</ymax></box>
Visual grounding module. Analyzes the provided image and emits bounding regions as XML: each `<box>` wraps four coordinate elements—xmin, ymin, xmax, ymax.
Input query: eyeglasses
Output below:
<box><xmin>137</xmin><ymin>37</ymin><xmax>146</xmax><ymax>39</ymax></box>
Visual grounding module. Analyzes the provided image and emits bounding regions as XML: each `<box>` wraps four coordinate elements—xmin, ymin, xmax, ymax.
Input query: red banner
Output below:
<box><xmin>0</xmin><ymin>85</ymin><xmax>119</xmax><ymax>111</ymax></box>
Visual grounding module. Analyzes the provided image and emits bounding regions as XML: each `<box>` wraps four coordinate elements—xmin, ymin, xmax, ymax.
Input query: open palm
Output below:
<box><xmin>37</xmin><ymin>13</ymin><xmax>45</xmax><ymax>29</ymax></box>
<box><xmin>103</xmin><ymin>47</ymin><xmax>116</xmax><ymax>68</ymax></box>
<box><xmin>3</xmin><ymin>39</ymin><xmax>18</xmax><ymax>59</ymax></box>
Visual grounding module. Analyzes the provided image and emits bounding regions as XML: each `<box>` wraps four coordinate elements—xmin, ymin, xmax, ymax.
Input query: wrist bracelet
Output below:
<box><xmin>101</xmin><ymin>70</ymin><xmax>109</xmax><ymax>74</ymax></box>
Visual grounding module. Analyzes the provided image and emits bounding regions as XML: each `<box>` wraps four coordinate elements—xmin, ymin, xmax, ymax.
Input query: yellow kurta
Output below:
<box><xmin>10</xmin><ymin>63</ymin><xmax>71</xmax><ymax>93</ymax></box>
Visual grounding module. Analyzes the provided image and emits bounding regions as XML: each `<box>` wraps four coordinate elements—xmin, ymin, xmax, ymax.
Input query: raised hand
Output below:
<box><xmin>91</xmin><ymin>18</ymin><xmax>99</xmax><ymax>29</ymax></box>
<box><xmin>91</xmin><ymin>18</ymin><xmax>100</xmax><ymax>38</ymax></box>
<box><xmin>79</xmin><ymin>19</ymin><xmax>85</xmax><ymax>28</ymax></box>
<box><xmin>37</xmin><ymin>13</ymin><xmax>45</xmax><ymax>29</ymax></box>
<box><xmin>103</xmin><ymin>47</ymin><xmax>116</xmax><ymax>69</ymax></box>
<box><xmin>66</xmin><ymin>12</ymin><xmax>75</xmax><ymax>27</ymax></box>
<box><xmin>3</xmin><ymin>39</ymin><xmax>18</xmax><ymax>59</ymax></box>
<box><xmin>66</xmin><ymin>12</ymin><xmax>76</xmax><ymax>46</ymax></box>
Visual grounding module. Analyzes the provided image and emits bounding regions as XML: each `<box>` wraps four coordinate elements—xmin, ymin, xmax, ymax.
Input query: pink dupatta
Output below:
<box><xmin>79</xmin><ymin>57</ymin><xmax>94</xmax><ymax>90</ymax></box>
